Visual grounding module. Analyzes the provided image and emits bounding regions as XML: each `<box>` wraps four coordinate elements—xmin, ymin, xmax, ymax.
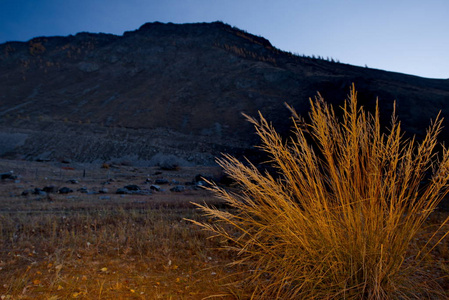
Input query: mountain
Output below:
<box><xmin>1</xmin><ymin>21</ymin><xmax>449</xmax><ymax>165</ymax></box>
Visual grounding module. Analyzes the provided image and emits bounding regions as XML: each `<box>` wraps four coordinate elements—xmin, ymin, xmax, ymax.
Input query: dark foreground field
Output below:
<box><xmin>0</xmin><ymin>159</ymin><xmax>246</xmax><ymax>299</ymax></box>
<box><xmin>1</xmin><ymin>158</ymin><xmax>449</xmax><ymax>299</ymax></box>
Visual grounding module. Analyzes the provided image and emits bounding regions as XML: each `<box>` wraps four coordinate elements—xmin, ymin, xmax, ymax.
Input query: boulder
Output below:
<box><xmin>59</xmin><ymin>187</ymin><xmax>73</xmax><ymax>194</ymax></box>
<box><xmin>21</xmin><ymin>189</ymin><xmax>32</xmax><ymax>196</ymax></box>
<box><xmin>116</xmin><ymin>187</ymin><xmax>151</xmax><ymax>195</ymax></box>
<box><xmin>170</xmin><ymin>185</ymin><xmax>185</xmax><ymax>192</ymax></box>
<box><xmin>0</xmin><ymin>172</ymin><xmax>17</xmax><ymax>180</ymax></box>
<box><xmin>124</xmin><ymin>184</ymin><xmax>141</xmax><ymax>191</ymax></box>
<box><xmin>150</xmin><ymin>184</ymin><xmax>161</xmax><ymax>191</ymax></box>
<box><xmin>78</xmin><ymin>187</ymin><xmax>88</xmax><ymax>193</ymax></box>
<box><xmin>116</xmin><ymin>188</ymin><xmax>129</xmax><ymax>194</ymax></box>
<box><xmin>155</xmin><ymin>178</ymin><xmax>169</xmax><ymax>185</ymax></box>
<box><xmin>101</xmin><ymin>178</ymin><xmax>115</xmax><ymax>185</ymax></box>
<box><xmin>32</xmin><ymin>188</ymin><xmax>46</xmax><ymax>196</ymax></box>
<box><xmin>194</xmin><ymin>174</ymin><xmax>214</xmax><ymax>187</ymax></box>
<box><xmin>36</xmin><ymin>158</ymin><xmax>51</xmax><ymax>162</ymax></box>
<box><xmin>66</xmin><ymin>179</ymin><xmax>79</xmax><ymax>184</ymax></box>
<box><xmin>42</xmin><ymin>186</ymin><xmax>57</xmax><ymax>193</ymax></box>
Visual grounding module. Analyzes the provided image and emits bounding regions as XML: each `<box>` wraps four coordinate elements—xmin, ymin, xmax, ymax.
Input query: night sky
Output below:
<box><xmin>1</xmin><ymin>0</ymin><xmax>448</xmax><ymax>79</ymax></box>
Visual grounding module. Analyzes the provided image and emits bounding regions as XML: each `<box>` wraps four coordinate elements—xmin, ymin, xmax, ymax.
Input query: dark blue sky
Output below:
<box><xmin>1</xmin><ymin>0</ymin><xmax>448</xmax><ymax>79</ymax></box>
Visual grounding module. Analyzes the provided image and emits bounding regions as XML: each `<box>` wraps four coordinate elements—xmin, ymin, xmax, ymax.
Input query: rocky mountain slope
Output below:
<box><xmin>1</xmin><ymin>21</ymin><xmax>448</xmax><ymax>165</ymax></box>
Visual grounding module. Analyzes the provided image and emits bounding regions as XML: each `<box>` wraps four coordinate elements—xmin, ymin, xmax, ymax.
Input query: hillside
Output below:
<box><xmin>1</xmin><ymin>21</ymin><xmax>448</xmax><ymax>165</ymax></box>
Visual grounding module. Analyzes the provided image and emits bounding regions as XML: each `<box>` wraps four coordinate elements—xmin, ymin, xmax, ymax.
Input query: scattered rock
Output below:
<box><xmin>59</xmin><ymin>187</ymin><xmax>73</xmax><ymax>194</ymax></box>
<box><xmin>0</xmin><ymin>172</ymin><xmax>17</xmax><ymax>180</ymax></box>
<box><xmin>33</xmin><ymin>188</ymin><xmax>47</xmax><ymax>196</ymax></box>
<box><xmin>196</xmin><ymin>180</ymin><xmax>209</xmax><ymax>187</ymax></box>
<box><xmin>42</xmin><ymin>186</ymin><xmax>57</xmax><ymax>193</ymax></box>
<box><xmin>61</xmin><ymin>158</ymin><xmax>72</xmax><ymax>164</ymax></box>
<box><xmin>99</xmin><ymin>188</ymin><xmax>108</xmax><ymax>194</ymax></box>
<box><xmin>194</xmin><ymin>174</ymin><xmax>209</xmax><ymax>182</ymax></box>
<box><xmin>116</xmin><ymin>185</ymin><xmax>151</xmax><ymax>195</ymax></box>
<box><xmin>78</xmin><ymin>187</ymin><xmax>88</xmax><ymax>193</ymax></box>
<box><xmin>170</xmin><ymin>185</ymin><xmax>185</xmax><ymax>192</ymax></box>
<box><xmin>36</xmin><ymin>158</ymin><xmax>51</xmax><ymax>162</ymax></box>
<box><xmin>155</xmin><ymin>178</ymin><xmax>169</xmax><ymax>185</ymax></box>
<box><xmin>149</xmin><ymin>184</ymin><xmax>161</xmax><ymax>191</ymax></box>
<box><xmin>101</xmin><ymin>178</ymin><xmax>115</xmax><ymax>185</ymax></box>
<box><xmin>194</xmin><ymin>174</ymin><xmax>213</xmax><ymax>187</ymax></box>
<box><xmin>124</xmin><ymin>184</ymin><xmax>140</xmax><ymax>191</ymax></box>
<box><xmin>144</xmin><ymin>178</ymin><xmax>152</xmax><ymax>184</ymax></box>
<box><xmin>99</xmin><ymin>196</ymin><xmax>111</xmax><ymax>200</ymax></box>
<box><xmin>21</xmin><ymin>189</ymin><xmax>32</xmax><ymax>196</ymax></box>
<box><xmin>191</xmin><ymin>172</ymin><xmax>234</xmax><ymax>187</ymax></box>
<box><xmin>116</xmin><ymin>188</ymin><xmax>128</xmax><ymax>194</ymax></box>
<box><xmin>66</xmin><ymin>179</ymin><xmax>79</xmax><ymax>184</ymax></box>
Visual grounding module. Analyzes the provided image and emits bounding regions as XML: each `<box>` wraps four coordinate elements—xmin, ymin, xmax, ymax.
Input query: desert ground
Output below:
<box><xmin>1</xmin><ymin>158</ymin><xmax>449</xmax><ymax>299</ymax></box>
<box><xmin>0</xmin><ymin>158</ymin><xmax>245</xmax><ymax>299</ymax></box>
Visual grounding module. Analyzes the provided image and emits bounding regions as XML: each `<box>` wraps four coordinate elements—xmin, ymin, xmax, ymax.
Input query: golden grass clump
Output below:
<box><xmin>193</xmin><ymin>86</ymin><xmax>449</xmax><ymax>299</ymax></box>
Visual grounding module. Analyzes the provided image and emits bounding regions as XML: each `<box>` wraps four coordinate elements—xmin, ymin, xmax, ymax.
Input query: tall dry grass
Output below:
<box><xmin>193</xmin><ymin>86</ymin><xmax>449</xmax><ymax>299</ymax></box>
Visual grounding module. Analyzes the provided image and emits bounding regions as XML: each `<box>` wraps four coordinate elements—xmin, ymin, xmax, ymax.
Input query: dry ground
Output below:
<box><xmin>0</xmin><ymin>159</ymin><xmax>449</xmax><ymax>299</ymax></box>
<box><xmin>0</xmin><ymin>159</ymin><xmax>246</xmax><ymax>299</ymax></box>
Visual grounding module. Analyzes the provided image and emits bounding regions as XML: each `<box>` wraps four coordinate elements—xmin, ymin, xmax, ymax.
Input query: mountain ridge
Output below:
<box><xmin>1</xmin><ymin>21</ymin><xmax>448</xmax><ymax>165</ymax></box>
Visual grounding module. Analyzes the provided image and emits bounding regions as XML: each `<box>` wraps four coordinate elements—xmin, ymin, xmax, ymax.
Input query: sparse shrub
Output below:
<box><xmin>193</xmin><ymin>85</ymin><xmax>449</xmax><ymax>299</ymax></box>
<box><xmin>29</xmin><ymin>40</ymin><xmax>46</xmax><ymax>56</ymax></box>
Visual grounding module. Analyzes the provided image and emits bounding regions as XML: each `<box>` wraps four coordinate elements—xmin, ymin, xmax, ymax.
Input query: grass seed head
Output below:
<box><xmin>195</xmin><ymin>85</ymin><xmax>449</xmax><ymax>299</ymax></box>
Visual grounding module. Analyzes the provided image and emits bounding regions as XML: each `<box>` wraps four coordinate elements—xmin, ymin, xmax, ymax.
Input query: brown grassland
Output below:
<box><xmin>0</xmin><ymin>161</ymin><xmax>247</xmax><ymax>299</ymax></box>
